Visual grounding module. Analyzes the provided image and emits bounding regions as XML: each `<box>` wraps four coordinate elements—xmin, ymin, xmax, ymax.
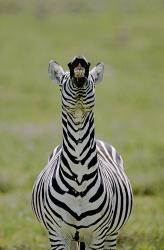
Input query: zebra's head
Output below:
<box><xmin>67</xmin><ymin>56</ymin><xmax>90</xmax><ymax>88</ymax></box>
<box><xmin>48</xmin><ymin>56</ymin><xmax>104</xmax><ymax>124</ymax></box>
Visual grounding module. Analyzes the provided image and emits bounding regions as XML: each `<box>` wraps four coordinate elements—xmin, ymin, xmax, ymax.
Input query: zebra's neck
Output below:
<box><xmin>61</xmin><ymin>110</ymin><xmax>98</xmax><ymax>174</ymax></box>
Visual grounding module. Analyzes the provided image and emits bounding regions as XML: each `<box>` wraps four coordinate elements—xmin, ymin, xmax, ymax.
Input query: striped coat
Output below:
<box><xmin>32</xmin><ymin>57</ymin><xmax>133</xmax><ymax>250</ymax></box>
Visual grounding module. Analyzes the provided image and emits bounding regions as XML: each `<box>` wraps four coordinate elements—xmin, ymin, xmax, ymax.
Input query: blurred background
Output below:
<box><xmin>0</xmin><ymin>0</ymin><xmax>163</xmax><ymax>249</ymax></box>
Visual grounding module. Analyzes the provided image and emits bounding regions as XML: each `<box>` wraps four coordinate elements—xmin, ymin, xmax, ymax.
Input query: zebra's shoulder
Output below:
<box><xmin>48</xmin><ymin>144</ymin><xmax>62</xmax><ymax>162</ymax></box>
<box><xmin>96</xmin><ymin>139</ymin><xmax>124</xmax><ymax>170</ymax></box>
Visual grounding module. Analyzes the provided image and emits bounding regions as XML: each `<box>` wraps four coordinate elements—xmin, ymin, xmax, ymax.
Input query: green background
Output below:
<box><xmin>0</xmin><ymin>0</ymin><xmax>163</xmax><ymax>249</ymax></box>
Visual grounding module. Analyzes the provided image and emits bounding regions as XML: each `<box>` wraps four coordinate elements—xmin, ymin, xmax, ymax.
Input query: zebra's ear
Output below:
<box><xmin>48</xmin><ymin>60</ymin><xmax>65</xmax><ymax>84</ymax></box>
<box><xmin>90</xmin><ymin>63</ymin><xmax>104</xmax><ymax>85</ymax></box>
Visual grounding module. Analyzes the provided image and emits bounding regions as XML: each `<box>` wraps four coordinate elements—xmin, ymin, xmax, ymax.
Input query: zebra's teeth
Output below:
<box><xmin>74</xmin><ymin>68</ymin><xmax>85</xmax><ymax>78</ymax></box>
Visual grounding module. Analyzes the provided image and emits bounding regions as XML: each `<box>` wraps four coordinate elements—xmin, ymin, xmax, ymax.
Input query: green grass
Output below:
<box><xmin>0</xmin><ymin>0</ymin><xmax>164</xmax><ymax>249</ymax></box>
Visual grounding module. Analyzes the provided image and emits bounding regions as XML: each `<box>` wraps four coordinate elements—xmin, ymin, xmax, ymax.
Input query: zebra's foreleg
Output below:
<box><xmin>48</xmin><ymin>231</ymin><xmax>77</xmax><ymax>250</ymax></box>
<box><xmin>104</xmin><ymin>232</ymin><xmax>118</xmax><ymax>250</ymax></box>
<box><xmin>48</xmin><ymin>231</ymin><xmax>64</xmax><ymax>250</ymax></box>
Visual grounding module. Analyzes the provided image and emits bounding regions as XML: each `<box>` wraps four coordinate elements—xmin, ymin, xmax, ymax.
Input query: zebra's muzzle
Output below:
<box><xmin>72</xmin><ymin>65</ymin><xmax>87</xmax><ymax>88</ymax></box>
<box><xmin>68</xmin><ymin>56</ymin><xmax>91</xmax><ymax>88</ymax></box>
<box><xmin>74</xmin><ymin>65</ymin><xmax>85</xmax><ymax>78</ymax></box>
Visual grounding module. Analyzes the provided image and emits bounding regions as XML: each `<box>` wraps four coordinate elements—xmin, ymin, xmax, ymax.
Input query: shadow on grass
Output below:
<box><xmin>0</xmin><ymin>175</ymin><xmax>14</xmax><ymax>194</ymax></box>
<box><xmin>0</xmin><ymin>245</ymin><xmax>31</xmax><ymax>250</ymax></box>
<box><xmin>133</xmin><ymin>185</ymin><xmax>156</xmax><ymax>196</ymax></box>
<box><xmin>132</xmin><ymin>172</ymin><xmax>164</xmax><ymax>197</ymax></box>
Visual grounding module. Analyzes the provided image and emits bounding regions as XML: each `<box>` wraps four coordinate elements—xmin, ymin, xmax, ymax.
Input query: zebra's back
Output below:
<box><xmin>31</xmin><ymin>144</ymin><xmax>62</xmax><ymax>228</ymax></box>
<box><xmin>96</xmin><ymin>140</ymin><xmax>133</xmax><ymax>234</ymax></box>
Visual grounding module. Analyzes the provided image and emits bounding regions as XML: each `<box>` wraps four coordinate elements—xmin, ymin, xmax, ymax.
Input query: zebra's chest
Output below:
<box><xmin>56</xmin><ymin>191</ymin><xmax>106</xmax><ymax>228</ymax></box>
<box><xmin>59</xmin><ymin>192</ymin><xmax>94</xmax><ymax>219</ymax></box>
<box><xmin>51</xmin><ymin>194</ymin><xmax>101</xmax><ymax>243</ymax></box>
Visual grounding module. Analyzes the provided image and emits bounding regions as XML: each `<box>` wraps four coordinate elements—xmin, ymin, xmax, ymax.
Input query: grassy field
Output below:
<box><xmin>0</xmin><ymin>0</ymin><xmax>164</xmax><ymax>249</ymax></box>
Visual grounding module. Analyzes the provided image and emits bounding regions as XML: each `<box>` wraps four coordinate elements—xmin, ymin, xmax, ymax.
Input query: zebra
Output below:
<box><xmin>32</xmin><ymin>56</ymin><xmax>133</xmax><ymax>250</ymax></box>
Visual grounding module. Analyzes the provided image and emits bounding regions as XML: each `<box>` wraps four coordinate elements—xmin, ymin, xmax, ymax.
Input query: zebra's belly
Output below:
<box><xmin>50</xmin><ymin>192</ymin><xmax>108</xmax><ymax>226</ymax></box>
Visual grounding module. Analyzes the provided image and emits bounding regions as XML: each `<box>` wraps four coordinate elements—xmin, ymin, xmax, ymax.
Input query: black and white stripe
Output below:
<box><xmin>32</xmin><ymin>57</ymin><xmax>133</xmax><ymax>250</ymax></box>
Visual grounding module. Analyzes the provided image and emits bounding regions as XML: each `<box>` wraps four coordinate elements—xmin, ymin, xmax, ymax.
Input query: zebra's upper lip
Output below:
<box><xmin>74</xmin><ymin>66</ymin><xmax>85</xmax><ymax>78</ymax></box>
